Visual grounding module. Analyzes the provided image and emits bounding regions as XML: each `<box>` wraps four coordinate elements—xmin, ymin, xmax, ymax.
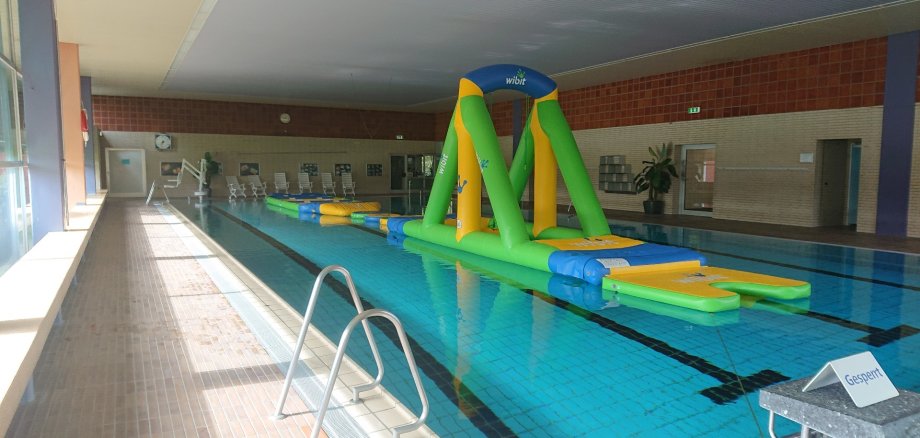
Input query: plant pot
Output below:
<box><xmin>643</xmin><ymin>200</ymin><xmax>664</xmax><ymax>214</ymax></box>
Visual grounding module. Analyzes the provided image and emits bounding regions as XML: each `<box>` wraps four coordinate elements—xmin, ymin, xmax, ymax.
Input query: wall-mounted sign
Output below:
<box><xmin>687</xmin><ymin>106</ymin><xmax>701</xmax><ymax>114</ymax></box>
<box><xmin>802</xmin><ymin>351</ymin><xmax>898</xmax><ymax>407</ymax></box>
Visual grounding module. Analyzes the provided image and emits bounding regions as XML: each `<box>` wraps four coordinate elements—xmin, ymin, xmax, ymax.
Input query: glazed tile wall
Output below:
<box><xmin>499</xmin><ymin>106</ymin><xmax>893</xmax><ymax>233</ymax></box>
<box><xmin>99</xmin><ymin>132</ymin><xmax>440</xmax><ymax>198</ymax></box>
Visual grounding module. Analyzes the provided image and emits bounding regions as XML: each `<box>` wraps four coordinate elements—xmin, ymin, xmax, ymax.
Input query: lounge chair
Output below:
<box><xmin>320</xmin><ymin>172</ymin><xmax>336</xmax><ymax>196</ymax></box>
<box><xmin>297</xmin><ymin>172</ymin><xmax>313</xmax><ymax>194</ymax></box>
<box><xmin>245</xmin><ymin>175</ymin><xmax>268</xmax><ymax>198</ymax></box>
<box><xmin>273</xmin><ymin>172</ymin><xmax>290</xmax><ymax>194</ymax></box>
<box><xmin>226</xmin><ymin>176</ymin><xmax>247</xmax><ymax>200</ymax></box>
<box><xmin>341</xmin><ymin>172</ymin><xmax>356</xmax><ymax>197</ymax></box>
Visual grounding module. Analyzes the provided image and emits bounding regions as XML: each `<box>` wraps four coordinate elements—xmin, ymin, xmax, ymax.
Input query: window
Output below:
<box><xmin>0</xmin><ymin>0</ymin><xmax>28</xmax><ymax>276</ymax></box>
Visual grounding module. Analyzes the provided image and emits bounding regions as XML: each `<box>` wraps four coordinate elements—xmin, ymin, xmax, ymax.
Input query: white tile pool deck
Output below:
<box><xmin>7</xmin><ymin>199</ymin><xmax>433</xmax><ymax>437</ymax></box>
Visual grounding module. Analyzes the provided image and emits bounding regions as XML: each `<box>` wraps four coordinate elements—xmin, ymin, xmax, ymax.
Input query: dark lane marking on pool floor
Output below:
<box><xmin>212</xmin><ymin>208</ymin><xmax>518</xmax><ymax>437</ymax></box>
<box><xmin>635</xmin><ymin>239</ymin><xmax>920</xmax><ymax>343</ymax></box>
<box><xmin>524</xmin><ymin>288</ymin><xmax>788</xmax><ymax>405</ymax></box>
<box><xmin>758</xmin><ymin>300</ymin><xmax>920</xmax><ymax>347</ymax></box>
<box><xmin>347</xmin><ymin>221</ymin><xmax>789</xmax><ymax>404</ymax></box>
<box><xmin>686</xmin><ymin>245</ymin><xmax>920</xmax><ymax>292</ymax></box>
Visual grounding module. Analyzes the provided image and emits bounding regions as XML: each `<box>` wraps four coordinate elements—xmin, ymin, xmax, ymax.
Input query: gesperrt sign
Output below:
<box><xmin>802</xmin><ymin>351</ymin><xmax>899</xmax><ymax>407</ymax></box>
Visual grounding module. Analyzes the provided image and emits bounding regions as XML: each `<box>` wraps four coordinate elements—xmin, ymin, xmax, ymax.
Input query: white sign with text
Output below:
<box><xmin>802</xmin><ymin>351</ymin><xmax>899</xmax><ymax>407</ymax></box>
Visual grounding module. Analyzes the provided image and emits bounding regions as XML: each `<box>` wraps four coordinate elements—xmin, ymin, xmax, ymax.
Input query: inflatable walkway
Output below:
<box><xmin>265</xmin><ymin>194</ymin><xmax>380</xmax><ymax>217</ymax></box>
<box><xmin>383</xmin><ymin>64</ymin><xmax>810</xmax><ymax>312</ymax></box>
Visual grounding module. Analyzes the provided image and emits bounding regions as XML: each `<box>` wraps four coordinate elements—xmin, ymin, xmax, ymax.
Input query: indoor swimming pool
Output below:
<box><xmin>173</xmin><ymin>198</ymin><xmax>920</xmax><ymax>437</ymax></box>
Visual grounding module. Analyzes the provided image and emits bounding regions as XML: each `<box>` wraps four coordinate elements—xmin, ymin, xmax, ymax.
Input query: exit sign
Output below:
<box><xmin>688</xmin><ymin>106</ymin><xmax>701</xmax><ymax>114</ymax></box>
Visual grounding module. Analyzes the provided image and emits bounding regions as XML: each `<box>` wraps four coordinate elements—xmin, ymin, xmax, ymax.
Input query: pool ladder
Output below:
<box><xmin>273</xmin><ymin>265</ymin><xmax>430</xmax><ymax>438</ymax></box>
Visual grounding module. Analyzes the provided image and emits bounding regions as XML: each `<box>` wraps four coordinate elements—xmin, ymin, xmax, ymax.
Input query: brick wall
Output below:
<box><xmin>436</xmin><ymin>38</ymin><xmax>891</xmax><ymax>140</ymax></box>
<box><xmin>92</xmin><ymin>96</ymin><xmax>437</xmax><ymax>141</ymax></box>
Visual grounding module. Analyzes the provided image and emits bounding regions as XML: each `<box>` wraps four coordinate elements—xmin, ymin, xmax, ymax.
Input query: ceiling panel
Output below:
<box><xmin>55</xmin><ymin>0</ymin><xmax>920</xmax><ymax>110</ymax></box>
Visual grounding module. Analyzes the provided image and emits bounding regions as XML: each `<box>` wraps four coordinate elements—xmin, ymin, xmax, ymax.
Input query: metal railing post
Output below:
<box><xmin>273</xmin><ymin>265</ymin><xmax>385</xmax><ymax>419</ymax></box>
<box><xmin>311</xmin><ymin>309</ymin><xmax>429</xmax><ymax>438</ymax></box>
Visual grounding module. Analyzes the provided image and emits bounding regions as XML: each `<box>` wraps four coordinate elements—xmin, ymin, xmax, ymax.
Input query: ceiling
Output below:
<box><xmin>54</xmin><ymin>0</ymin><xmax>920</xmax><ymax>112</ymax></box>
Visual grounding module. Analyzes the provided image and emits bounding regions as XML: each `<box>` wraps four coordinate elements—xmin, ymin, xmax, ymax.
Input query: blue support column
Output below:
<box><xmin>80</xmin><ymin>76</ymin><xmax>96</xmax><ymax>194</ymax></box>
<box><xmin>875</xmin><ymin>31</ymin><xmax>919</xmax><ymax>236</ymax></box>
<box><xmin>20</xmin><ymin>0</ymin><xmax>65</xmax><ymax>242</ymax></box>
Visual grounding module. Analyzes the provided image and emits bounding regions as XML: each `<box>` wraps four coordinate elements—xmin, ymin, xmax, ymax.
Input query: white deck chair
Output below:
<box><xmin>226</xmin><ymin>176</ymin><xmax>247</xmax><ymax>200</ymax></box>
<box><xmin>297</xmin><ymin>173</ymin><xmax>313</xmax><ymax>194</ymax></box>
<box><xmin>320</xmin><ymin>172</ymin><xmax>336</xmax><ymax>196</ymax></box>
<box><xmin>273</xmin><ymin>172</ymin><xmax>290</xmax><ymax>194</ymax></box>
<box><xmin>245</xmin><ymin>175</ymin><xmax>268</xmax><ymax>198</ymax></box>
<box><xmin>341</xmin><ymin>172</ymin><xmax>356</xmax><ymax>197</ymax></box>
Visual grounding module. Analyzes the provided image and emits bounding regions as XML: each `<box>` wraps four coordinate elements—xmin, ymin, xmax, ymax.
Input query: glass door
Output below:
<box><xmin>679</xmin><ymin>144</ymin><xmax>715</xmax><ymax>216</ymax></box>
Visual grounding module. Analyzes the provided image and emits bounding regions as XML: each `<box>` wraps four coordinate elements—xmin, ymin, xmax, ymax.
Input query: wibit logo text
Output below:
<box><xmin>505</xmin><ymin>69</ymin><xmax>527</xmax><ymax>86</ymax></box>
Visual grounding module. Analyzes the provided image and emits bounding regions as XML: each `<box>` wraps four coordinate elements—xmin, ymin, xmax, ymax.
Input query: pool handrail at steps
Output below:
<box><xmin>314</xmin><ymin>309</ymin><xmax>430</xmax><ymax>438</ymax></box>
<box><xmin>272</xmin><ymin>265</ymin><xmax>430</xmax><ymax>437</ymax></box>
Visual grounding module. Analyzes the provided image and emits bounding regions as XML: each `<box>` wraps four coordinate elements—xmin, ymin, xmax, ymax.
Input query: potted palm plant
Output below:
<box><xmin>202</xmin><ymin>152</ymin><xmax>220</xmax><ymax>196</ymax></box>
<box><xmin>634</xmin><ymin>142</ymin><xmax>678</xmax><ymax>214</ymax></box>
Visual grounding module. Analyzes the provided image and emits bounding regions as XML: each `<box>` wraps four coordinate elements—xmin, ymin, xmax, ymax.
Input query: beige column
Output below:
<box><xmin>58</xmin><ymin>42</ymin><xmax>86</xmax><ymax>206</ymax></box>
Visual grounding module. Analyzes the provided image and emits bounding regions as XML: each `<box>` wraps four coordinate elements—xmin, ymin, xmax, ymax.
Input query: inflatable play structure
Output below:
<box><xmin>265</xmin><ymin>194</ymin><xmax>381</xmax><ymax>217</ymax></box>
<box><xmin>387</xmin><ymin>64</ymin><xmax>811</xmax><ymax>312</ymax></box>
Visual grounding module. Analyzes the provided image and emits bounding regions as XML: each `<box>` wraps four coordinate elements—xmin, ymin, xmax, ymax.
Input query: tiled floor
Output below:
<box><xmin>6</xmin><ymin>200</ymin><xmax>320</xmax><ymax>437</ymax></box>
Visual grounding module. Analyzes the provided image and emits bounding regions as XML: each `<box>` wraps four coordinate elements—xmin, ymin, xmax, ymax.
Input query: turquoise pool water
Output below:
<box><xmin>174</xmin><ymin>199</ymin><xmax>920</xmax><ymax>437</ymax></box>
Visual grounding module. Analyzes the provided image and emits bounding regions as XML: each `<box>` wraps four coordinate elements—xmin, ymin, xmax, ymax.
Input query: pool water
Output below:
<box><xmin>174</xmin><ymin>198</ymin><xmax>920</xmax><ymax>437</ymax></box>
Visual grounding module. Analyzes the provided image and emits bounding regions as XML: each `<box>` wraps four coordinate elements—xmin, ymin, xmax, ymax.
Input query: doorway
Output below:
<box><xmin>390</xmin><ymin>155</ymin><xmax>406</xmax><ymax>191</ymax></box>
<box><xmin>390</xmin><ymin>153</ymin><xmax>438</xmax><ymax>193</ymax></box>
<box><xmin>105</xmin><ymin>148</ymin><xmax>146</xmax><ymax>197</ymax></box>
<box><xmin>679</xmin><ymin>144</ymin><xmax>715</xmax><ymax>216</ymax></box>
<box><xmin>817</xmin><ymin>139</ymin><xmax>860</xmax><ymax>227</ymax></box>
<box><xmin>847</xmin><ymin>142</ymin><xmax>861</xmax><ymax>226</ymax></box>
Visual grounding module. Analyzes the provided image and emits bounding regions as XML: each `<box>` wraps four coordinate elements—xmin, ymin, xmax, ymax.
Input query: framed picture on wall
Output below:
<box><xmin>300</xmin><ymin>162</ymin><xmax>319</xmax><ymax>176</ymax></box>
<box><xmin>240</xmin><ymin>162</ymin><xmax>260</xmax><ymax>176</ymax></box>
<box><xmin>160</xmin><ymin>161</ymin><xmax>182</xmax><ymax>176</ymax></box>
<box><xmin>366</xmin><ymin>164</ymin><xmax>383</xmax><ymax>177</ymax></box>
<box><xmin>335</xmin><ymin>163</ymin><xmax>352</xmax><ymax>176</ymax></box>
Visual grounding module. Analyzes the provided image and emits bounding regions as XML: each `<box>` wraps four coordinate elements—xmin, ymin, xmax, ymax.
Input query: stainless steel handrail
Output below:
<box><xmin>273</xmin><ymin>265</ymin><xmax>385</xmax><ymax>419</ymax></box>
<box><xmin>311</xmin><ymin>309</ymin><xmax>429</xmax><ymax>438</ymax></box>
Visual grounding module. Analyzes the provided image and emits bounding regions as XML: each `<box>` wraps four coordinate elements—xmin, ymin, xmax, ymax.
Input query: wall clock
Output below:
<box><xmin>279</xmin><ymin>113</ymin><xmax>291</xmax><ymax>124</ymax></box>
<box><xmin>154</xmin><ymin>133</ymin><xmax>173</xmax><ymax>151</ymax></box>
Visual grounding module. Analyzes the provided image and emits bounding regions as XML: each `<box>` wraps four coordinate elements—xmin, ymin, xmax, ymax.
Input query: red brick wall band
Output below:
<box><xmin>92</xmin><ymin>96</ymin><xmax>437</xmax><ymax>141</ymax></box>
<box><xmin>437</xmin><ymin>38</ymin><xmax>891</xmax><ymax>139</ymax></box>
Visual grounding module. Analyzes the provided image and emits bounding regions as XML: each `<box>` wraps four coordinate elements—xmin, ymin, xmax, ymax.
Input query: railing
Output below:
<box><xmin>145</xmin><ymin>158</ymin><xmax>208</xmax><ymax>205</ymax></box>
<box><xmin>272</xmin><ymin>265</ymin><xmax>429</xmax><ymax>438</ymax></box>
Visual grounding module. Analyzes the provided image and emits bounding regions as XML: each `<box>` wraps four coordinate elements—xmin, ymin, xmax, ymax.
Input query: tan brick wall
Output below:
<box><xmin>500</xmin><ymin>106</ymin><xmax>890</xmax><ymax>231</ymax></box>
<box><xmin>99</xmin><ymin>132</ymin><xmax>440</xmax><ymax>198</ymax></box>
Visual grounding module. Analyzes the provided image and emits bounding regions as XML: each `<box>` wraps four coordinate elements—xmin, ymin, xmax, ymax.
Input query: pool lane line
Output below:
<box><xmin>350</xmin><ymin>219</ymin><xmax>789</xmax><ymax>404</ymax></box>
<box><xmin>675</xmin><ymin>243</ymin><xmax>920</xmax><ymax>292</ymax></box>
<box><xmin>524</xmin><ymin>288</ymin><xmax>789</xmax><ymax>405</ymax></box>
<box><xmin>666</xmin><ymin>244</ymin><xmax>920</xmax><ymax>345</ymax></box>
<box><xmin>354</xmin><ymin>221</ymin><xmax>918</xmax><ymax>355</ymax></box>
<box><xmin>348</xmin><ymin>224</ymin><xmax>387</xmax><ymax>237</ymax></box>
<box><xmin>212</xmin><ymin>208</ymin><xmax>518</xmax><ymax>438</ymax></box>
<box><xmin>757</xmin><ymin>300</ymin><xmax>920</xmax><ymax>347</ymax></box>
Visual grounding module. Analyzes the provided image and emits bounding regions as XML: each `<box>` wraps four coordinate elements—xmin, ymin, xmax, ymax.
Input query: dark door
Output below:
<box><xmin>818</xmin><ymin>140</ymin><xmax>849</xmax><ymax>226</ymax></box>
<box><xmin>390</xmin><ymin>155</ymin><xmax>405</xmax><ymax>190</ymax></box>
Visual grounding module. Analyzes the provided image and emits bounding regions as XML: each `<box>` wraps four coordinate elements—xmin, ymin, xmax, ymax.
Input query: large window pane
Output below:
<box><xmin>0</xmin><ymin>165</ymin><xmax>26</xmax><ymax>275</ymax></box>
<box><xmin>0</xmin><ymin>64</ymin><xmax>18</xmax><ymax>161</ymax></box>
<box><xmin>0</xmin><ymin>0</ymin><xmax>11</xmax><ymax>63</ymax></box>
